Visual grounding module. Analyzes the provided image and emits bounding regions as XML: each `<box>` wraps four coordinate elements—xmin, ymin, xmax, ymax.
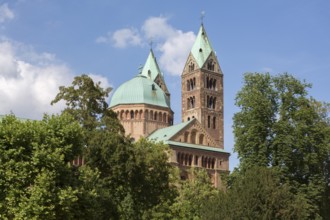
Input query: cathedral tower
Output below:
<box><xmin>181</xmin><ymin>24</ymin><xmax>224</xmax><ymax>148</ymax></box>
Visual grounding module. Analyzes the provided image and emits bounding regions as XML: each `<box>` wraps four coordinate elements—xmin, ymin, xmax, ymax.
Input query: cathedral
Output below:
<box><xmin>109</xmin><ymin>23</ymin><xmax>229</xmax><ymax>187</ymax></box>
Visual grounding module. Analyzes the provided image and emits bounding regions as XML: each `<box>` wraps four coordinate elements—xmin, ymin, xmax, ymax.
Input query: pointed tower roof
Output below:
<box><xmin>191</xmin><ymin>24</ymin><xmax>214</xmax><ymax>68</ymax></box>
<box><xmin>140</xmin><ymin>49</ymin><xmax>163</xmax><ymax>81</ymax></box>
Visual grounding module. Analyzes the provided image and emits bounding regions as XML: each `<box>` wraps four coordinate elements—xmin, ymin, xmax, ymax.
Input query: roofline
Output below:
<box><xmin>167</xmin><ymin>140</ymin><xmax>230</xmax><ymax>154</ymax></box>
<box><xmin>110</xmin><ymin>103</ymin><xmax>174</xmax><ymax>113</ymax></box>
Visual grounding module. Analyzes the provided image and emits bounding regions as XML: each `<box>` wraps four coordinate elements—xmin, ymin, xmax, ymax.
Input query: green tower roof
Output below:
<box><xmin>109</xmin><ymin>75</ymin><xmax>170</xmax><ymax>108</ymax></box>
<box><xmin>191</xmin><ymin>24</ymin><xmax>214</xmax><ymax>68</ymax></box>
<box><xmin>140</xmin><ymin>49</ymin><xmax>163</xmax><ymax>81</ymax></box>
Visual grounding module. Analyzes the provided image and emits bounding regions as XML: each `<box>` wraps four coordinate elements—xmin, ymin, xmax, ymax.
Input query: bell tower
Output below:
<box><xmin>181</xmin><ymin>24</ymin><xmax>224</xmax><ymax>148</ymax></box>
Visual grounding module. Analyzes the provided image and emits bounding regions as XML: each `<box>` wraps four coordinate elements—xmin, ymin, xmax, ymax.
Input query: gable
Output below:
<box><xmin>170</xmin><ymin>119</ymin><xmax>218</xmax><ymax>147</ymax></box>
<box><xmin>182</xmin><ymin>53</ymin><xmax>198</xmax><ymax>76</ymax></box>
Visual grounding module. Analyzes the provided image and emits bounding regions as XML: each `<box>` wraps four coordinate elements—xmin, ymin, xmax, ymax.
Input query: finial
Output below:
<box><xmin>200</xmin><ymin>11</ymin><xmax>205</xmax><ymax>24</ymax></box>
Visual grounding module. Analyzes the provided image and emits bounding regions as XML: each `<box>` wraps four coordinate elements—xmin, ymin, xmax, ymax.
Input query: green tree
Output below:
<box><xmin>233</xmin><ymin>73</ymin><xmax>330</xmax><ymax>218</ymax></box>
<box><xmin>170</xmin><ymin>169</ymin><xmax>218</xmax><ymax>220</ymax></box>
<box><xmin>0</xmin><ymin>114</ymin><xmax>84</xmax><ymax>219</ymax></box>
<box><xmin>52</xmin><ymin>74</ymin><xmax>176</xmax><ymax>219</ymax></box>
<box><xmin>202</xmin><ymin>166</ymin><xmax>309</xmax><ymax>220</ymax></box>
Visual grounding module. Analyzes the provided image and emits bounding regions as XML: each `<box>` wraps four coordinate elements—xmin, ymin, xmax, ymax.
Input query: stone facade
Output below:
<box><xmin>181</xmin><ymin>52</ymin><xmax>224</xmax><ymax>148</ymax></box>
<box><xmin>112</xmin><ymin>104</ymin><xmax>173</xmax><ymax>141</ymax></box>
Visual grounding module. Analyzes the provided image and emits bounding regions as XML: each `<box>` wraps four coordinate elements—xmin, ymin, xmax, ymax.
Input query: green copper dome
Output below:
<box><xmin>110</xmin><ymin>75</ymin><xmax>171</xmax><ymax>108</ymax></box>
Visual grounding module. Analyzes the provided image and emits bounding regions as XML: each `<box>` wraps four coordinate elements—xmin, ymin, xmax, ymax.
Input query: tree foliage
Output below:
<box><xmin>233</xmin><ymin>73</ymin><xmax>330</xmax><ymax>218</ymax></box>
<box><xmin>0</xmin><ymin>114</ymin><xmax>84</xmax><ymax>219</ymax></box>
<box><xmin>202</xmin><ymin>166</ymin><xmax>309</xmax><ymax>220</ymax></box>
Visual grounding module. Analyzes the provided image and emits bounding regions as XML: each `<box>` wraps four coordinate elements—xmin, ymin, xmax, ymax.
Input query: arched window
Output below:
<box><xmin>184</xmin><ymin>132</ymin><xmax>189</xmax><ymax>142</ymax></box>
<box><xmin>177</xmin><ymin>152</ymin><xmax>181</xmax><ymax>164</ymax></box>
<box><xmin>191</xmin><ymin>130</ymin><xmax>196</xmax><ymax>144</ymax></box>
<box><xmin>187</xmin><ymin>117</ymin><xmax>190</xmax><ymax>121</ymax></box>
<box><xmin>163</xmin><ymin>113</ymin><xmax>167</xmax><ymax>123</ymax></box>
<box><xmin>130</xmin><ymin>110</ymin><xmax>134</xmax><ymax>119</ymax></box>
<box><xmin>125</xmin><ymin>110</ymin><xmax>129</xmax><ymax>119</ymax></box>
<box><xmin>145</xmin><ymin>110</ymin><xmax>149</xmax><ymax>120</ymax></box>
<box><xmin>150</xmin><ymin>111</ymin><xmax>153</xmax><ymax>120</ymax></box>
<box><xmin>159</xmin><ymin>112</ymin><xmax>162</xmax><ymax>122</ymax></box>
<box><xmin>139</xmin><ymin>110</ymin><xmax>143</xmax><ymax>119</ymax></box>
<box><xmin>213</xmin><ymin>97</ymin><xmax>216</xmax><ymax>109</ymax></box>
<box><xmin>211</xmin><ymin>158</ymin><xmax>215</xmax><ymax>169</ymax></box>
<box><xmin>207</xmin><ymin>60</ymin><xmax>215</xmax><ymax>71</ymax></box>
<box><xmin>194</xmin><ymin>156</ymin><xmax>199</xmax><ymax>166</ymax></box>
<box><xmin>206</xmin><ymin>76</ymin><xmax>209</xmax><ymax>88</ymax></box>
<box><xmin>213</xmin><ymin>79</ymin><xmax>217</xmax><ymax>90</ymax></box>
<box><xmin>154</xmin><ymin>112</ymin><xmax>158</xmax><ymax>120</ymax></box>
<box><xmin>193</xmin><ymin>78</ymin><xmax>196</xmax><ymax>88</ymax></box>
<box><xmin>213</xmin><ymin>117</ymin><xmax>216</xmax><ymax>129</ymax></box>
<box><xmin>208</xmin><ymin>116</ymin><xmax>211</xmax><ymax>128</ymax></box>
<box><xmin>187</xmin><ymin>80</ymin><xmax>190</xmax><ymax>91</ymax></box>
<box><xmin>199</xmin><ymin>134</ymin><xmax>204</xmax><ymax>145</ymax></box>
<box><xmin>135</xmin><ymin>110</ymin><xmax>139</xmax><ymax>119</ymax></box>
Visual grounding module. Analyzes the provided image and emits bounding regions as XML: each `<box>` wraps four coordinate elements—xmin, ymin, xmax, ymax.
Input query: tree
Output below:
<box><xmin>201</xmin><ymin>166</ymin><xmax>309</xmax><ymax>220</ymax></box>
<box><xmin>51</xmin><ymin>74</ymin><xmax>124</xmax><ymax>134</ymax></box>
<box><xmin>0</xmin><ymin>114</ymin><xmax>84</xmax><ymax>219</ymax></box>
<box><xmin>169</xmin><ymin>169</ymin><xmax>218</xmax><ymax>220</ymax></box>
<box><xmin>233</xmin><ymin>73</ymin><xmax>330</xmax><ymax>218</ymax></box>
<box><xmin>52</xmin><ymin>74</ymin><xmax>176</xmax><ymax>219</ymax></box>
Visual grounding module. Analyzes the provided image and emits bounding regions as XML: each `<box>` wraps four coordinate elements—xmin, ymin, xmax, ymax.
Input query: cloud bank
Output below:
<box><xmin>96</xmin><ymin>16</ymin><xmax>196</xmax><ymax>76</ymax></box>
<box><xmin>0</xmin><ymin>40</ymin><xmax>73</xmax><ymax>119</ymax></box>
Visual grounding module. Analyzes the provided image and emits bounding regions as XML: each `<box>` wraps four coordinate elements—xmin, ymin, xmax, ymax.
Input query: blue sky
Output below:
<box><xmin>0</xmin><ymin>0</ymin><xmax>329</xmax><ymax>170</ymax></box>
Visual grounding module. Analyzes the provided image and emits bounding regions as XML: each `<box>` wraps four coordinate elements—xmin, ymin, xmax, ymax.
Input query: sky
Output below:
<box><xmin>0</xmin><ymin>0</ymin><xmax>330</xmax><ymax>170</ymax></box>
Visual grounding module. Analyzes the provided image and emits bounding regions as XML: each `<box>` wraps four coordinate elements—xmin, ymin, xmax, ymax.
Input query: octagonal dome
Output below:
<box><xmin>110</xmin><ymin>75</ymin><xmax>171</xmax><ymax>109</ymax></box>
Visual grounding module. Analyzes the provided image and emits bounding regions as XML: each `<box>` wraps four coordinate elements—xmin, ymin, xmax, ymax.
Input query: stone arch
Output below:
<box><xmin>190</xmin><ymin>129</ymin><xmax>197</xmax><ymax>144</ymax></box>
<box><xmin>199</xmin><ymin>134</ymin><xmax>204</xmax><ymax>145</ymax></box>
<box><xmin>159</xmin><ymin>112</ymin><xmax>162</xmax><ymax>122</ymax></box>
<box><xmin>130</xmin><ymin>110</ymin><xmax>134</xmax><ymax>119</ymax></box>
<box><xmin>139</xmin><ymin>110</ymin><xmax>143</xmax><ymax>119</ymax></box>
<box><xmin>184</xmin><ymin>131</ymin><xmax>189</xmax><ymax>142</ymax></box>
<box><xmin>145</xmin><ymin>109</ymin><xmax>149</xmax><ymax>120</ymax></box>
<box><xmin>120</xmin><ymin>110</ymin><xmax>124</xmax><ymax>120</ymax></box>
<box><xmin>150</xmin><ymin>110</ymin><xmax>154</xmax><ymax>120</ymax></box>
<box><xmin>125</xmin><ymin>110</ymin><xmax>129</xmax><ymax>119</ymax></box>
<box><xmin>154</xmin><ymin>111</ymin><xmax>158</xmax><ymax>120</ymax></box>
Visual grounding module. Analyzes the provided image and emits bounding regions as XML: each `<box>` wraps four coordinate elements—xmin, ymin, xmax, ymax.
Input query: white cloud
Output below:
<box><xmin>0</xmin><ymin>40</ymin><xmax>73</xmax><ymax>119</ymax></box>
<box><xmin>142</xmin><ymin>16</ymin><xmax>176</xmax><ymax>40</ymax></box>
<box><xmin>96</xmin><ymin>28</ymin><xmax>142</xmax><ymax>48</ymax></box>
<box><xmin>0</xmin><ymin>40</ymin><xmax>112</xmax><ymax>119</ymax></box>
<box><xmin>158</xmin><ymin>30</ymin><xmax>195</xmax><ymax>75</ymax></box>
<box><xmin>99</xmin><ymin>16</ymin><xmax>196</xmax><ymax>76</ymax></box>
<box><xmin>142</xmin><ymin>16</ymin><xmax>196</xmax><ymax>75</ymax></box>
<box><xmin>0</xmin><ymin>3</ymin><xmax>14</xmax><ymax>23</ymax></box>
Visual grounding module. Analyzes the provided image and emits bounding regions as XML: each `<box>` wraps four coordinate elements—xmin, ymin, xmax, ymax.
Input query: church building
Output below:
<box><xmin>109</xmin><ymin>23</ymin><xmax>229</xmax><ymax>187</ymax></box>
